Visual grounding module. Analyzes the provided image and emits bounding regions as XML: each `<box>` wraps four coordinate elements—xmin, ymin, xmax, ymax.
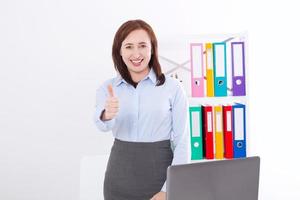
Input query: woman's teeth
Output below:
<box><xmin>131</xmin><ymin>59</ymin><xmax>143</xmax><ymax>66</ymax></box>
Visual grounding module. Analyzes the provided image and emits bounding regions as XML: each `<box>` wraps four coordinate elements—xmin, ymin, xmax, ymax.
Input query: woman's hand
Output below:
<box><xmin>101</xmin><ymin>84</ymin><xmax>119</xmax><ymax>121</ymax></box>
<box><xmin>150</xmin><ymin>191</ymin><xmax>166</xmax><ymax>200</ymax></box>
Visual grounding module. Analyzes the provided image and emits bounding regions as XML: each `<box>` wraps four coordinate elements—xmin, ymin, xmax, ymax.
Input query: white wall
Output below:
<box><xmin>0</xmin><ymin>0</ymin><xmax>299</xmax><ymax>199</ymax></box>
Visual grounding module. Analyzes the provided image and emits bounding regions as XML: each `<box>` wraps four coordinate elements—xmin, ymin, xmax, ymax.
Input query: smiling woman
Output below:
<box><xmin>120</xmin><ymin>29</ymin><xmax>152</xmax><ymax>83</ymax></box>
<box><xmin>94</xmin><ymin>19</ymin><xmax>190</xmax><ymax>200</ymax></box>
<box><xmin>112</xmin><ymin>19</ymin><xmax>165</xmax><ymax>88</ymax></box>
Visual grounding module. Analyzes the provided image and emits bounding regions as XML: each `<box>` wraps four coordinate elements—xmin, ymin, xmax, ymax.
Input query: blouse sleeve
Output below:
<box><xmin>94</xmin><ymin>83</ymin><xmax>116</xmax><ymax>132</ymax></box>
<box><xmin>161</xmin><ymin>82</ymin><xmax>190</xmax><ymax>192</ymax></box>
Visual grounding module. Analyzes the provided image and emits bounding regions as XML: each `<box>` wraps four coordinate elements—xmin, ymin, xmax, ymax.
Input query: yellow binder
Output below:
<box><xmin>214</xmin><ymin>105</ymin><xmax>224</xmax><ymax>159</ymax></box>
<box><xmin>206</xmin><ymin>43</ymin><xmax>214</xmax><ymax>97</ymax></box>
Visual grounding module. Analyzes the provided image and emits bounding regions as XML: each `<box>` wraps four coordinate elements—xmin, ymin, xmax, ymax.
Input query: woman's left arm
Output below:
<box><xmin>170</xmin><ymin>83</ymin><xmax>190</xmax><ymax>166</ymax></box>
<box><xmin>159</xmin><ymin>82</ymin><xmax>190</xmax><ymax>193</ymax></box>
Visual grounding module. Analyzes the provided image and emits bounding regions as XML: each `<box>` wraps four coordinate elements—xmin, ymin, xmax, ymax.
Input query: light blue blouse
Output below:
<box><xmin>94</xmin><ymin>68</ymin><xmax>190</xmax><ymax>191</ymax></box>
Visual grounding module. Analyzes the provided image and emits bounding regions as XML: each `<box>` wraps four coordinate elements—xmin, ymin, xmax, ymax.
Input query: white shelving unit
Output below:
<box><xmin>159</xmin><ymin>33</ymin><xmax>250</xmax><ymax>161</ymax></box>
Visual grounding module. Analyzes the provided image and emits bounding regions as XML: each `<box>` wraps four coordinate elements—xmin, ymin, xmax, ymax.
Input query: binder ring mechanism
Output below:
<box><xmin>195</xmin><ymin>79</ymin><xmax>235</xmax><ymax>91</ymax></box>
<box><xmin>204</xmin><ymin>75</ymin><xmax>233</xmax><ymax>92</ymax></box>
<box><xmin>236</xmin><ymin>79</ymin><xmax>242</xmax><ymax>85</ymax></box>
<box><xmin>237</xmin><ymin>142</ymin><xmax>243</xmax><ymax>148</ymax></box>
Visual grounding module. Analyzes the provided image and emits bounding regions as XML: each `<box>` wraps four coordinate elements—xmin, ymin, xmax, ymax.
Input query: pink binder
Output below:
<box><xmin>190</xmin><ymin>43</ymin><xmax>205</xmax><ymax>97</ymax></box>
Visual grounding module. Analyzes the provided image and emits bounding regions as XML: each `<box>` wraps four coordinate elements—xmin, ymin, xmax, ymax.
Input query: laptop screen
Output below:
<box><xmin>166</xmin><ymin>157</ymin><xmax>260</xmax><ymax>200</ymax></box>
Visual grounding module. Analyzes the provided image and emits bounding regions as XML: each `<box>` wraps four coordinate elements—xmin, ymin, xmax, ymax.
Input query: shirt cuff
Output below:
<box><xmin>161</xmin><ymin>181</ymin><xmax>166</xmax><ymax>192</ymax></box>
<box><xmin>94</xmin><ymin>109</ymin><xmax>115</xmax><ymax>132</ymax></box>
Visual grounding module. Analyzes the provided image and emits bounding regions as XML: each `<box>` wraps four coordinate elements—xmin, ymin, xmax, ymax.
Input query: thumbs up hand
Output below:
<box><xmin>101</xmin><ymin>84</ymin><xmax>119</xmax><ymax>121</ymax></box>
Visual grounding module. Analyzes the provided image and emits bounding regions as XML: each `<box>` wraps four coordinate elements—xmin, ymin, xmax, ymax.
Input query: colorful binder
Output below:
<box><xmin>233</xmin><ymin>103</ymin><xmax>246</xmax><ymax>158</ymax></box>
<box><xmin>189</xmin><ymin>106</ymin><xmax>203</xmax><ymax>160</ymax></box>
<box><xmin>214</xmin><ymin>105</ymin><xmax>224</xmax><ymax>159</ymax></box>
<box><xmin>202</xmin><ymin>105</ymin><xmax>214</xmax><ymax>159</ymax></box>
<box><xmin>190</xmin><ymin>43</ymin><xmax>205</xmax><ymax>97</ymax></box>
<box><xmin>223</xmin><ymin>105</ymin><xmax>234</xmax><ymax>159</ymax></box>
<box><xmin>232</xmin><ymin>42</ymin><xmax>246</xmax><ymax>96</ymax></box>
<box><xmin>205</xmin><ymin>43</ymin><xmax>214</xmax><ymax>97</ymax></box>
<box><xmin>213</xmin><ymin>42</ymin><xmax>227</xmax><ymax>97</ymax></box>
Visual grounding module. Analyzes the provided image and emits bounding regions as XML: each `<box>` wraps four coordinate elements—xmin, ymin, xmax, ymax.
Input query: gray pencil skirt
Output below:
<box><xmin>103</xmin><ymin>139</ymin><xmax>173</xmax><ymax>200</ymax></box>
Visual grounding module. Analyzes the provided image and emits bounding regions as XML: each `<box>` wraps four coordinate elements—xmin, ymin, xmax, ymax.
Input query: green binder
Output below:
<box><xmin>189</xmin><ymin>106</ymin><xmax>203</xmax><ymax>160</ymax></box>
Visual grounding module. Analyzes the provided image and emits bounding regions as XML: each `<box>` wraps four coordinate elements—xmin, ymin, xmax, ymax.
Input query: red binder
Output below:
<box><xmin>202</xmin><ymin>105</ymin><xmax>214</xmax><ymax>159</ymax></box>
<box><xmin>223</xmin><ymin>105</ymin><xmax>234</xmax><ymax>159</ymax></box>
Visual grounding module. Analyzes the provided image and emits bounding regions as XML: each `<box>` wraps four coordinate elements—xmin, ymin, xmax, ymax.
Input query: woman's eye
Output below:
<box><xmin>125</xmin><ymin>46</ymin><xmax>132</xmax><ymax>49</ymax></box>
<box><xmin>140</xmin><ymin>44</ymin><xmax>147</xmax><ymax>48</ymax></box>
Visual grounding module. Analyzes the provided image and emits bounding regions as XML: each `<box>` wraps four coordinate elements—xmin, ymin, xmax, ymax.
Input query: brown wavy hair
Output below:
<box><xmin>112</xmin><ymin>19</ymin><xmax>165</xmax><ymax>86</ymax></box>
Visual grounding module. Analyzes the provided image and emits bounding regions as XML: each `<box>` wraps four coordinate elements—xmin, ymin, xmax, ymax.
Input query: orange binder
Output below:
<box><xmin>214</xmin><ymin>105</ymin><xmax>224</xmax><ymax>159</ymax></box>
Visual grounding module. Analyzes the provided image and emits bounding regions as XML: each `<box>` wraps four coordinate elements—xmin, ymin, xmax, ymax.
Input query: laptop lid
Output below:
<box><xmin>166</xmin><ymin>156</ymin><xmax>260</xmax><ymax>200</ymax></box>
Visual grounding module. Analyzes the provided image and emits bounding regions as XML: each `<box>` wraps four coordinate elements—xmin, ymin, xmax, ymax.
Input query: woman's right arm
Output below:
<box><xmin>94</xmin><ymin>84</ymin><xmax>117</xmax><ymax>132</ymax></box>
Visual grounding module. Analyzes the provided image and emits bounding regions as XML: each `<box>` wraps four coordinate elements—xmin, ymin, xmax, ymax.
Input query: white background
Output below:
<box><xmin>1</xmin><ymin>0</ymin><xmax>299</xmax><ymax>199</ymax></box>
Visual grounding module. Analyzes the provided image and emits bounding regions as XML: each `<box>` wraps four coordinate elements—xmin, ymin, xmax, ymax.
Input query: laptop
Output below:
<box><xmin>166</xmin><ymin>156</ymin><xmax>260</xmax><ymax>200</ymax></box>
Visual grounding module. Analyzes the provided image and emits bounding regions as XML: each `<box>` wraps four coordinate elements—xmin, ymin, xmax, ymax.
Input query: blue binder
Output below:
<box><xmin>232</xmin><ymin>103</ymin><xmax>246</xmax><ymax>158</ymax></box>
<box><xmin>213</xmin><ymin>42</ymin><xmax>227</xmax><ymax>97</ymax></box>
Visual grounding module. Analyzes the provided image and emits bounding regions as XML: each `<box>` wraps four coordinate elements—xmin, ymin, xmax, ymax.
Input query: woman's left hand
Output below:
<box><xmin>150</xmin><ymin>191</ymin><xmax>166</xmax><ymax>200</ymax></box>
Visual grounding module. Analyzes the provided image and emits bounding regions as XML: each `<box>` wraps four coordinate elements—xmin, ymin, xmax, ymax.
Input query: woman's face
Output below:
<box><xmin>120</xmin><ymin>29</ymin><xmax>152</xmax><ymax>80</ymax></box>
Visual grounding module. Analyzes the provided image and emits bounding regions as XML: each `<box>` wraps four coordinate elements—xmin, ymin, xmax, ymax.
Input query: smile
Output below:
<box><xmin>130</xmin><ymin>59</ymin><xmax>143</xmax><ymax>66</ymax></box>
